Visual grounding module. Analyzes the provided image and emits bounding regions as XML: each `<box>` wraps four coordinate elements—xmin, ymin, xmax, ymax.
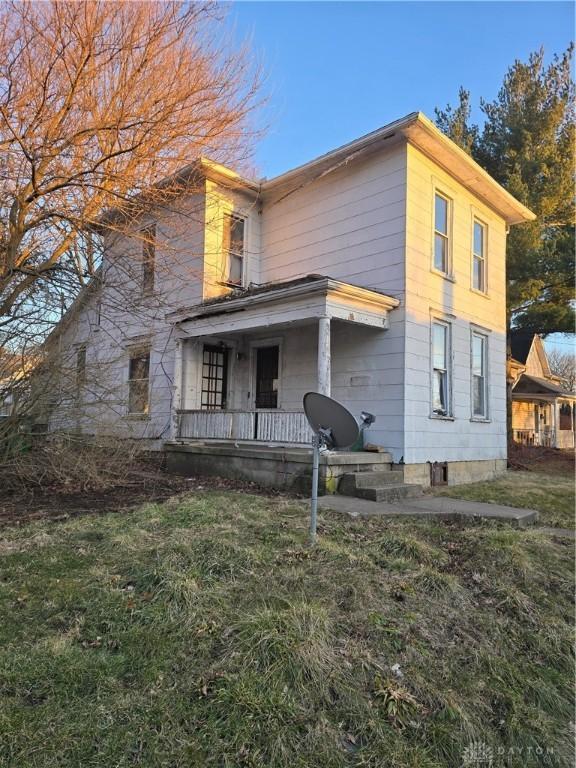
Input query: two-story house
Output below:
<box><xmin>42</xmin><ymin>112</ymin><xmax>535</xmax><ymax>493</ymax></box>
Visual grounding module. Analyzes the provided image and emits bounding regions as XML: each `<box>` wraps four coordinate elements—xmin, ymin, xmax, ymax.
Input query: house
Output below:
<box><xmin>509</xmin><ymin>331</ymin><xmax>575</xmax><ymax>449</ymax></box>
<box><xmin>41</xmin><ymin>112</ymin><xmax>536</xmax><ymax>492</ymax></box>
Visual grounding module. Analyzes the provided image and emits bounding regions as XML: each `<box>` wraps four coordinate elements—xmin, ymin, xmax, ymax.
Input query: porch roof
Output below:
<box><xmin>167</xmin><ymin>275</ymin><xmax>400</xmax><ymax>338</ymax></box>
<box><xmin>512</xmin><ymin>374</ymin><xmax>575</xmax><ymax>400</ymax></box>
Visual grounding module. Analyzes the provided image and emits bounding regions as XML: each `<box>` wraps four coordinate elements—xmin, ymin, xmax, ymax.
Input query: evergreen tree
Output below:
<box><xmin>435</xmin><ymin>46</ymin><xmax>575</xmax><ymax>335</ymax></box>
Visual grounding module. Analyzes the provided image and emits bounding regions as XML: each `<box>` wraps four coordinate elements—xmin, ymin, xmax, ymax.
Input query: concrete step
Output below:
<box><xmin>355</xmin><ymin>484</ymin><xmax>424</xmax><ymax>503</ymax></box>
<box><xmin>339</xmin><ymin>470</ymin><xmax>405</xmax><ymax>495</ymax></box>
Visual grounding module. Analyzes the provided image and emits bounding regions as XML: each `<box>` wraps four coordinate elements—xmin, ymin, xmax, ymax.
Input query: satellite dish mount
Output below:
<box><xmin>303</xmin><ymin>392</ymin><xmax>359</xmax><ymax>545</ymax></box>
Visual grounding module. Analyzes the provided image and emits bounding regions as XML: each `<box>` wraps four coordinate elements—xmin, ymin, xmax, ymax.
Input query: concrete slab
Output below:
<box><xmin>318</xmin><ymin>494</ymin><xmax>539</xmax><ymax>527</ymax></box>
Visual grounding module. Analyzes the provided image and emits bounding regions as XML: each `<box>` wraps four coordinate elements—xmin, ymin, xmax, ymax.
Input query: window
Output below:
<box><xmin>222</xmin><ymin>213</ymin><xmax>245</xmax><ymax>285</ymax></box>
<box><xmin>128</xmin><ymin>349</ymin><xmax>150</xmax><ymax>414</ymax></box>
<box><xmin>434</xmin><ymin>192</ymin><xmax>451</xmax><ymax>274</ymax></box>
<box><xmin>432</xmin><ymin>321</ymin><xmax>451</xmax><ymax>416</ymax></box>
<box><xmin>471</xmin><ymin>331</ymin><xmax>488</xmax><ymax>419</ymax></box>
<box><xmin>76</xmin><ymin>345</ymin><xmax>87</xmax><ymax>391</ymax></box>
<box><xmin>559</xmin><ymin>403</ymin><xmax>572</xmax><ymax>430</ymax></box>
<box><xmin>201</xmin><ymin>345</ymin><xmax>228</xmax><ymax>409</ymax></box>
<box><xmin>472</xmin><ymin>219</ymin><xmax>487</xmax><ymax>292</ymax></box>
<box><xmin>0</xmin><ymin>393</ymin><xmax>13</xmax><ymax>418</ymax></box>
<box><xmin>142</xmin><ymin>224</ymin><xmax>156</xmax><ymax>295</ymax></box>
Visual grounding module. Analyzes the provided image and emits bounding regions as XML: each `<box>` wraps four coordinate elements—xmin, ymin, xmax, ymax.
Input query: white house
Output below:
<box><xmin>42</xmin><ymin>112</ymin><xmax>535</xmax><ymax>494</ymax></box>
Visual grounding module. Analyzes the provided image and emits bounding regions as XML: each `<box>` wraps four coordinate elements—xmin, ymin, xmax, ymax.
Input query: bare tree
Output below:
<box><xmin>0</xmin><ymin>0</ymin><xmax>260</xmax><ymax>320</ymax></box>
<box><xmin>0</xmin><ymin>0</ymin><xmax>263</xmax><ymax>467</ymax></box>
<box><xmin>547</xmin><ymin>346</ymin><xmax>576</xmax><ymax>392</ymax></box>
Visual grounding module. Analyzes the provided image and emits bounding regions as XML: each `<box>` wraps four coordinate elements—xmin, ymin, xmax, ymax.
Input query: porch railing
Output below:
<box><xmin>178</xmin><ymin>409</ymin><xmax>314</xmax><ymax>444</ymax></box>
<box><xmin>513</xmin><ymin>428</ymin><xmax>555</xmax><ymax>447</ymax></box>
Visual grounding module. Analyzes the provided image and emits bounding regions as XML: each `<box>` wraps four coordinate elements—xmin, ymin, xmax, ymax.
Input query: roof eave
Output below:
<box><xmin>403</xmin><ymin>113</ymin><xmax>536</xmax><ymax>226</ymax></box>
<box><xmin>167</xmin><ymin>278</ymin><xmax>399</xmax><ymax>325</ymax></box>
<box><xmin>262</xmin><ymin>111</ymin><xmax>535</xmax><ymax>226</ymax></box>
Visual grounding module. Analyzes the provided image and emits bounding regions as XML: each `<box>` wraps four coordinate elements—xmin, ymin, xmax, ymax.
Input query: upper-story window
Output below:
<box><xmin>142</xmin><ymin>224</ymin><xmax>156</xmax><ymax>295</ymax></box>
<box><xmin>433</xmin><ymin>192</ymin><xmax>451</xmax><ymax>275</ymax></box>
<box><xmin>223</xmin><ymin>213</ymin><xmax>245</xmax><ymax>286</ymax></box>
<box><xmin>472</xmin><ymin>218</ymin><xmax>487</xmax><ymax>293</ymax></box>
<box><xmin>431</xmin><ymin>320</ymin><xmax>451</xmax><ymax>417</ymax></box>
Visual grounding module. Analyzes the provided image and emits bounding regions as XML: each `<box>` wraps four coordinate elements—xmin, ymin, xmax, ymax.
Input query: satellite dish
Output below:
<box><xmin>303</xmin><ymin>392</ymin><xmax>360</xmax><ymax>545</ymax></box>
<box><xmin>303</xmin><ymin>392</ymin><xmax>359</xmax><ymax>450</ymax></box>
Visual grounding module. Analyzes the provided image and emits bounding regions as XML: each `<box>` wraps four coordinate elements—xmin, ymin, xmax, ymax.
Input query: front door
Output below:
<box><xmin>254</xmin><ymin>345</ymin><xmax>279</xmax><ymax>409</ymax></box>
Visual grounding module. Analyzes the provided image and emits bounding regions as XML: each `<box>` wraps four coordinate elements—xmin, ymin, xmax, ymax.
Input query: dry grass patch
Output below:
<box><xmin>0</xmin><ymin>492</ymin><xmax>573</xmax><ymax>767</ymax></box>
<box><xmin>435</xmin><ymin>469</ymin><xmax>575</xmax><ymax>528</ymax></box>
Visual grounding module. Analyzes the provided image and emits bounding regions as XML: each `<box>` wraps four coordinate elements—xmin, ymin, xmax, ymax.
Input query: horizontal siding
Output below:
<box><xmin>259</xmin><ymin>146</ymin><xmax>408</xmax><ymax>459</ymax></box>
<box><xmin>402</xmin><ymin>144</ymin><xmax>507</xmax><ymax>464</ymax></box>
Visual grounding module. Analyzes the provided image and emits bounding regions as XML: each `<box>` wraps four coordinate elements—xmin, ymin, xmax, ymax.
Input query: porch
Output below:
<box><xmin>164</xmin><ymin>440</ymin><xmax>394</xmax><ymax>494</ymax></box>
<box><xmin>511</xmin><ymin>375</ymin><xmax>575</xmax><ymax>450</ymax></box>
<box><xmin>166</xmin><ymin>275</ymin><xmax>399</xmax><ymax>447</ymax></box>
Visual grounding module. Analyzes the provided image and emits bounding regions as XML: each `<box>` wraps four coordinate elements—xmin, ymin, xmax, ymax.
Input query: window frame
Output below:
<box><xmin>141</xmin><ymin>224</ymin><xmax>156</xmax><ymax>296</ymax></box>
<box><xmin>432</xmin><ymin>189</ymin><xmax>453</xmax><ymax>277</ymax></box>
<box><xmin>470</xmin><ymin>329</ymin><xmax>489</xmax><ymax>421</ymax></box>
<box><xmin>471</xmin><ymin>216</ymin><xmax>488</xmax><ymax>294</ymax></box>
<box><xmin>222</xmin><ymin>212</ymin><xmax>246</xmax><ymax>287</ymax></box>
<box><xmin>76</xmin><ymin>344</ymin><xmax>87</xmax><ymax>395</ymax></box>
<box><xmin>127</xmin><ymin>347</ymin><xmax>151</xmax><ymax>416</ymax></box>
<box><xmin>430</xmin><ymin>319</ymin><xmax>452</xmax><ymax>418</ymax></box>
<box><xmin>200</xmin><ymin>344</ymin><xmax>229</xmax><ymax>410</ymax></box>
<box><xmin>249</xmin><ymin>337</ymin><xmax>283</xmax><ymax>410</ymax></box>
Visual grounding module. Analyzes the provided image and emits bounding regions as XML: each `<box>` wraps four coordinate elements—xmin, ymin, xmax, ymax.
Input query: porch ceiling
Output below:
<box><xmin>168</xmin><ymin>276</ymin><xmax>400</xmax><ymax>338</ymax></box>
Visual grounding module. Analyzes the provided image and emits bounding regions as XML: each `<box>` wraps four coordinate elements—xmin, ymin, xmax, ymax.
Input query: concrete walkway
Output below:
<box><xmin>318</xmin><ymin>494</ymin><xmax>539</xmax><ymax>527</ymax></box>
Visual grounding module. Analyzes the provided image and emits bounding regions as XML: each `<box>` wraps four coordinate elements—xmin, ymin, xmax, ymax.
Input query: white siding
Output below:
<box><xmin>45</xmin><ymin>137</ymin><xmax>510</xmax><ymax>469</ymax></box>
<box><xmin>402</xmin><ymin>144</ymin><xmax>508</xmax><ymax>464</ymax></box>
<box><xmin>260</xmin><ymin>147</ymin><xmax>408</xmax><ymax>458</ymax></box>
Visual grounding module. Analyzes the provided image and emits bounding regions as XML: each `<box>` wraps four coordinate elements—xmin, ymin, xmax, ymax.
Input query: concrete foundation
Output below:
<box><xmin>164</xmin><ymin>441</ymin><xmax>393</xmax><ymax>494</ymax></box>
<box><xmin>402</xmin><ymin>458</ymin><xmax>507</xmax><ymax>487</ymax></box>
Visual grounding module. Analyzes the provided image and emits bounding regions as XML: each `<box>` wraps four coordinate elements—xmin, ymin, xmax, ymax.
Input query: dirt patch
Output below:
<box><xmin>0</xmin><ymin>466</ymin><xmax>285</xmax><ymax>528</ymax></box>
<box><xmin>508</xmin><ymin>444</ymin><xmax>574</xmax><ymax>476</ymax></box>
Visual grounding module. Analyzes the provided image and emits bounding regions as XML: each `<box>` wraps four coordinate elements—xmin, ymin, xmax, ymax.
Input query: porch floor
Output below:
<box><xmin>164</xmin><ymin>440</ymin><xmax>393</xmax><ymax>494</ymax></box>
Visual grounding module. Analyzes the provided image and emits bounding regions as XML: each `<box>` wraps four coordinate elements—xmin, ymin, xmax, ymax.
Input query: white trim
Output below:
<box><xmin>195</xmin><ymin>338</ymin><xmax>238</xmax><ymax>411</ymax></box>
<box><xmin>430</xmin><ymin>317</ymin><xmax>453</xmax><ymax>418</ymax></box>
<box><xmin>167</xmin><ymin>278</ymin><xmax>399</xmax><ymax>324</ymax></box>
<box><xmin>470</xmin><ymin>328</ymin><xmax>489</xmax><ymax>421</ymax></box>
<box><xmin>471</xmin><ymin>210</ymin><xmax>488</xmax><ymax>295</ymax></box>
<box><xmin>431</xmin><ymin>184</ymin><xmax>454</xmax><ymax>279</ymax></box>
<box><xmin>261</xmin><ymin>112</ymin><xmax>535</xmax><ymax>225</ymax></box>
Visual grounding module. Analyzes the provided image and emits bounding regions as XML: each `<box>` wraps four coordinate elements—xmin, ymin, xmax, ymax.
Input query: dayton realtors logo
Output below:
<box><xmin>462</xmin><ymin>742</ymin><xmax>556</xmax><ymax>766</ymax></box>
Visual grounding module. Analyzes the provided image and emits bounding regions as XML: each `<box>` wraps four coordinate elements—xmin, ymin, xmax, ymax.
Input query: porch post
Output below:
<box><xmin>170</xmin><ymin>338</ymin><xmax>184</xmax><ymax>441</ymax></box>
<box><xmin>317</xmin><ymin>316</ymin><xmax>331</xmax><ymax>397</ymax></box>
<box><xmin>551</xmin><ymin>399</ymin><xmax>558</xmax><ymax>448</ymax></box>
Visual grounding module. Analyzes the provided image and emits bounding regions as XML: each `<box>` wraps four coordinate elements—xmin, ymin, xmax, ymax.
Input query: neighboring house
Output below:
<box><xmin>43</xmin><ymin>112</ymin><xmax>536</xmax><ymax>489</ymax></box>
<box><xmin>509</xmin><ymin>332</ymin><xmax>575</xmax><ymax>450</ymax></box>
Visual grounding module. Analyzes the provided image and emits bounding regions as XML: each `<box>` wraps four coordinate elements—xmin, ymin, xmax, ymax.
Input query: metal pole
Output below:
<box><xmin>310</xmin><ymin>436</ymin><xmax>320</xmax><ymax>545</ymax></box>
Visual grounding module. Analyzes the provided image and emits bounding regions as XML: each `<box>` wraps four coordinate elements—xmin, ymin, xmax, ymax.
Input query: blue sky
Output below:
<box><xmin>226</xmin><ymin>1</ymin><xmax>575</xmax><ymax>353</ymax></box>
<box><xmin>228</xmin><ymin>1</ymin><xmax>574</xmax><ymax>177</ymax></box>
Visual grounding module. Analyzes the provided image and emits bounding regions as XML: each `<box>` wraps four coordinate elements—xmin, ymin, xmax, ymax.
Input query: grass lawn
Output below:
<box><xmin>0</xmin><ymin>492</ymin><xmax>574</xmax><ymax>767</ymax></box>
<box><xmin>434</xmin><ymin>470</ymin><xmax>575</xmax><ymax>529</ymax></box>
